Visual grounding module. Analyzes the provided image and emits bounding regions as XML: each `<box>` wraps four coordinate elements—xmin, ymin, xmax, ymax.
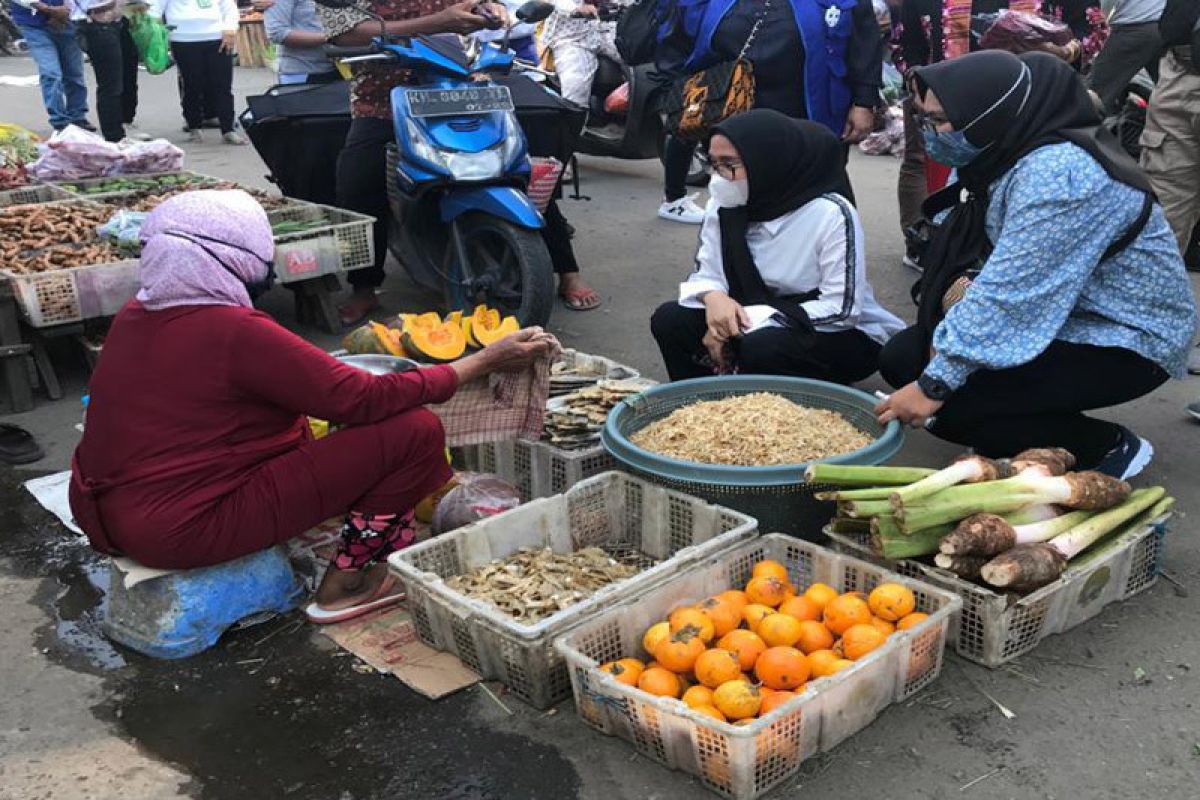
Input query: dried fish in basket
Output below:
<box><xmin>444</xmin><ymin>547</ymin><xmax>649</xmax><ymax>623</ymax></box>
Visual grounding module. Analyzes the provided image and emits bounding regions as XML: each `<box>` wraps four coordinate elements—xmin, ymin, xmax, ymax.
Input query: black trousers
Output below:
<box><xmin>879</xmin><ymin>326</ymin><xmax>1169</xmax><ymax>467</ymax></box>
<box><xmin>80</xmin><ymin>20</ymin><xmax>138</xmax><ymax>142</ymax></box>
<box><xmin>650</xmin><ymin>302</ymin><xmax>882</xmax><ymax>384</ymax></box>
<box><xmin>662</xmin><ymin>135</ymin><xmax>696</xmax><ymax>202</ymax></box>
<box><xmin>336</xmin><ymin>117</ymin><xmax>392</xmax><ymax>290</ymax></box>
<box><xmin>336</xmin><ymin>117</ymin><xmax>582</xmax><ymax>291</ymax></box>
<box><xmin>171</xmin><ymin>39</ymin><xmax>235</xmax><ymax>133</ymax></box>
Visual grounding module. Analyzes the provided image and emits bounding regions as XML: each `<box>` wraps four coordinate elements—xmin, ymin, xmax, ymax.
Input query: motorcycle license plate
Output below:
<box><xmin>406</xmin><ymin>86</ymin><xmax>514</xmax><ymax>117</ymax></box>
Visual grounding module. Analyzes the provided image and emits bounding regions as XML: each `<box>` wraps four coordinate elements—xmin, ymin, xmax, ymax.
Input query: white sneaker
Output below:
<box><xmin>124</xmin><ymin>124</ymin><xmax>152</xmax><ymax>142</ymax></box>
<box><xmin>222</xmin><ymin>131</ymin><xmax>248</xmax><ymax>146</ymax></box>
<box><xmin>658</xmin><ymin>194</ymin><xmax>706</xmax><ymax>225</ymax></box>
<box><xmin>185</xmin><ymin>128</ymin><xmax>203</xmax><ymax>143</ymax></box>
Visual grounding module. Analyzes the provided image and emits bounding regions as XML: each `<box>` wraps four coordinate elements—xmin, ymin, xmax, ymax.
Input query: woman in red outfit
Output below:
<box><xmin>69</xmin><ymin>190</ymin><xmax>554</xmax><ymax>617</ymax></box>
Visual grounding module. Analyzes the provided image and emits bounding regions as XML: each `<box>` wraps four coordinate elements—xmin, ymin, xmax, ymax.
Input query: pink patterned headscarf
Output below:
<box><xmin>136</xmin><ymin>189</ymin><xmax>275</xmax><ymax>311</ymax></box>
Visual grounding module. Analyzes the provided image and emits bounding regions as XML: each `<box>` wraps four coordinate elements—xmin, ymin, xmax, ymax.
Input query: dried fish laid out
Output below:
<box><xmin>548</xmin><ymin>354</ymin><xmax>639</xmax><ymax>397</ymax></box>
<box><xmin>543</xmin><ymin>379</ymin><xmax>645</xmax><ymax>450</ymax></box>
<box><xmin>444</xmin><ymin>547</ymin><xmax>643</xmax><ymax>623</ymax></box>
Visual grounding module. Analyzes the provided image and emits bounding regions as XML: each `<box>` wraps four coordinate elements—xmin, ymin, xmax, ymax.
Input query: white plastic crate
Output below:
<box><xmin>554</xmin><ymin>534</ymin><xmax>961</xmax><ymax>800</ymax></box>
<box><xmin>457</xmin><ymin>349</ymin><xmax>650</xmax><ymax>499</ymax></box>
<box><xmin>268</xmin><ymin>202</ymin><xmax>375</xmax><ymax>283</ymax></box>
<box><xmin>823</xmin><ymin>512</ymin><xmax>1170</xmax><ymax>668</ymax></box>
<box><xmin>3</xmin><ymin>256</ymin><xmax>141</xmax><ymax>327</ymax></box>
<box><xmin>388</xmin><ymin>471</ymin><xmax>757</xmax><ymax>708</ymax></box>
<box><xmin>52</xmin><ymin>171</ymin><xmax>224</xmax><ymax>200</ymax></box>
<box><xmin>0</xmin><ymin>182</ymin><xmax>74</xmax><ymax>207</ymax></box>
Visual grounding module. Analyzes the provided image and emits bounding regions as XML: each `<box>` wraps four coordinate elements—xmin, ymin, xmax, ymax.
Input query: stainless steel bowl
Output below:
<box><xmin>335</xmin><ymin>354</ymin><xmax>421</xmax><ymax>375</ymax></box>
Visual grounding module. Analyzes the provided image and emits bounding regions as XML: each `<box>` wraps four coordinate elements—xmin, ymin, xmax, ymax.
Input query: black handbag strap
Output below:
<box><xmin>1101</xmin><ymin>193</ymin><xmax>1153</xmax><ymax>263</ymax></box>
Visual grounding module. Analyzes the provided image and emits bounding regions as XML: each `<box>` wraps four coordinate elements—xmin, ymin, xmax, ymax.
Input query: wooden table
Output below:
<box><xmin>236</xmin><ymin>14</ymin><xmax>272</xmax><ymax>69</ymax></box>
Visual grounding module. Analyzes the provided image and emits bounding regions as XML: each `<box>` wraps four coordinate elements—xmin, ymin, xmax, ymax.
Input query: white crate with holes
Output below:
<box><xmin>824</xmin><ymin>512</ymin><xmax>1169</xmax><ymax>668</ymax></box>
<box><xmin>0</xmin><ymin>183</ymin><xmax>75</xmax><ymax>208</ymax></box>
<box><xmin>387</xmin><ymin>471</ymin><xmax>757</xmax><ymax>709</ymax></box>
<box><xmin>554</xmin><ymin>533</ymin><xmax>961</xmax><ymax>800</ymax></box>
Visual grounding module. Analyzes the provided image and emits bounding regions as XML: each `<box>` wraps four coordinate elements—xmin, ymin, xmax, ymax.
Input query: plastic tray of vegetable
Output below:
<box><xmin>554</xmin><ymin>533</ymin><xmax>960</xmax><ymax>800</ymax></box>
<box><xmin>387</xmin><ymin>471</ymin><xmax>757</xmax><ymax>709</ymax></box>
<box><xmin>809</xmin><ymin>451</ymin><xmax>1172</xmax><ymax>667</ymax></box>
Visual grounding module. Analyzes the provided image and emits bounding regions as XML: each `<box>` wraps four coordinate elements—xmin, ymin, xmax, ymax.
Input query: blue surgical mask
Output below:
<box><xmin>922</xmin><ymin>129</ymin><xmax>985</xmax><ymax>168</ymax></box>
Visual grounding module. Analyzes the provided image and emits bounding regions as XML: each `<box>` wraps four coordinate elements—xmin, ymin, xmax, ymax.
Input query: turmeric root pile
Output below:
<box><xmin>0</xmin><ymin>202</ymin><xmax>118</xmax><ymax>273</ymax></box>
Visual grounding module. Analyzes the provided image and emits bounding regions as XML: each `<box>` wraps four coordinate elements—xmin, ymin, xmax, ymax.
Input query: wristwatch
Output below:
<box><xmin>917</xmin><ymin>373</ymin><xmax>951</xmax><ymax>401</ymax></box>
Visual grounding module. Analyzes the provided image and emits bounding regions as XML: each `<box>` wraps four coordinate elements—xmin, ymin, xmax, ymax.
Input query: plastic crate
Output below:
<box><xmin>823</xmin><ymin>512</ymin><xmax>1170</xmax><ymax>668</ymax></box>
<box><xmin>554</xmin><ymin>534</ymin><xmax>961</xmax><ymax>800</ymax></box>
<box><xmin>267</xmin><ymin>202</ymin><xmax>375</xmax><ymax>283</ymax></box>
<box><xmin>387</xmin><ymin>471</ymin><xmax>758</xmax><ymax>708</ymax></box>
<box><xmin>457</xmin><ymin>350</ymin><xmax>650</xmax><ymax>499</ymax></box>
<box><xmin>0</xmin><ymin>182</ymin><xmax>74</xmax><ymax>208</ymax></box>
<box><xmin>2</xmin><ymin>256</ymin><xmax>141</xmax><ymax>327</ymax></box>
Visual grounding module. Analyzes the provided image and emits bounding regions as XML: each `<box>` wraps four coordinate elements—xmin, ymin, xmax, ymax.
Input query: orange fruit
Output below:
<box><xmin>757</xmin><ymin>613</ymin><xmax>803</xmax><ymax>648</ymax></box>
<box><xmin>841</xmin><ymin>624</ymin><xmax>888</xmax><ymax>660</ymax></box>
<box><xmin>778</xmin><ymin>595</ymin><xmax>822</xmax><ymax>622</ymax></box>
<box><xmin>754</xmin><ymin>646</ymin><xmax>810</xmax><ymax>690</ymax></box>
<box><xmin>682</xmin><ymin>685</ymin><xmax>715</xmax><ymax>709</ymax></box>
<box><xmin>669</xmin><ymin>606</ymin><xmax>716</xmax><ymax>643</ymax></box>
<box><xmin>806</xmin><ymin>648</ymin><xmax>840</xmax><ymax>678</ymax></box>
<box><xmin>751</xmin><ymin>559</ymin><xmax>790</xmax><ymax>583</ymax></box>
<box><xmin>692</xmin><ymin>704</ymin><xmax>728</xmax><ymax>723</ymax></box>
<box><xmin>716</xmin><ymin>628</ymin><xmax>767</xmax><ymax>671</ymax></box>
<box><xmin>699</xmin><ymin>597</ymin><xmax>742</xmax><ymax>638</ymax></box>
<box><xmin>794</xmin><ymin>620</ymin><xmax>835</xmax><ymax>654</ymax></box>
<box><xmin>694</xmin><ymin>648</ymin><xmax>744</xmax><ymax>688</ymax></box>
<box><xmin>642</xmin><ymin>621</ymin><xmax>670</xmax><ymax>657</ymax></box>
<box><xmin>712</xmin><ymin>679</ymin><xmax>762</xmax><ymax>720</ymax></box>
<box><xmin>757</xmin><ymin>689</ymin><xmax>796</xmax><ymax>717</ymax></box>
<box><xmin>869</xmin><ymin>616</ymin><xmax>896</xmax><ymax>636</ymax></box>
<box><xmin>638</xmin><ymin>666</ymin><xmax>683</xmax><ymax>698</ymax></box>
<box><xmin>655</xmin><ymin>627</ymin><xmax>707</xmax><ymax>673</ymax></box>
<box><xmin>830</xmin><ymin>658</ymin><xmax>854</xmax><ymax>675</ymax></box>
<box><xmin>896</xmin><ymin>612</ymin><xmax>929</xmax><ymax>631</ymax></box>
<box><xmin>717</xmin><ymin>589</ymin><xmax>750</xmax><ymax>615</ymax></box>
<box><xmin>644</xmin><ymin>661</ymin><xmax>662</xmax><ymax>671</ymax></box>
<box><xmin>599</xmin><ymin>658</ymin><xmax>645</xmax><ymax>686</ymax></box>
<box><xmin>745</xmin><ymin>576</ymin><xmax>790</xmax><ymax>608</ymax></box>
<box><xmin>868</xmin><ymin>583</ymin><xmax>917</xmax><ymax>622</ymax></box>
<box><xmin>742</xmin><ymin>603</ymin><xmax>775</xmax><ymax>633</ymax></box>
<box><xmin>802</xmin><ymin>583</ymin><xmax>839</xmax><ymax>611</ymax></box>
<box><xmin>823</xmin><ymin>594</ymin><xmax>873</xmax><ymax>636</ymax></box>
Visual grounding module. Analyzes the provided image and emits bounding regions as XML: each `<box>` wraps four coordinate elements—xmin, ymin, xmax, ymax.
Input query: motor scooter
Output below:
<box><xmin>317</xmin><ymin>0</ymin><xmax>559</xmax><ymax>325</ymax></box>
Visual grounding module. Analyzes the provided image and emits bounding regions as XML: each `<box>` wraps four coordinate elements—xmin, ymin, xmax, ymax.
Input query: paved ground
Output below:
<box><xmin>1</xmin><ymin>55</ymin><xmax>1198</xmax><ymax>800</ymax></box>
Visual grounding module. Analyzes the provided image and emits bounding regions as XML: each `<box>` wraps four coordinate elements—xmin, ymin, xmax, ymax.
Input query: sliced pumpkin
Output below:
<box><xmin>473</xmin><ymin>314</ymin><xmax>519</xmax><ymax>346</ymax></box>
<box><xmin>402</xmin><ymin>320</ymin><xmax>468</xmax><ymax>363</ymax></box>
<box><xmin>461</xmin><ymin>315</ymin><xmax>480</xmax><ymax>349</ymax></box>
<box><xmin>343</xmin><ymin>322</ymin><xmax>404</xmax><ymax>356</ymax></box>
<box><xmin>444</xmin><ymin>309</ymin><xmax>464</xmax><ymax>327</ymax></box>
<box><xmin>402</xmin><ymin>312</ymin><xmax>442</xmax><ymax>336</ymax></box>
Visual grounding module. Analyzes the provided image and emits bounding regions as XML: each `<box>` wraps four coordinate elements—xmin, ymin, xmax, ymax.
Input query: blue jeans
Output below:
<box><xmin>19</xmin><ymin>23</ymin><xmax>89</xmax><ymax>129</ymax></box>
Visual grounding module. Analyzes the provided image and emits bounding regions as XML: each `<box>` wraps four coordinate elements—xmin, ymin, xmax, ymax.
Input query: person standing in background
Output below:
<box><xmin>10</xmin><ymin>0</ymin><xmax>92</xmax><ymax>132</ymax></box>
<box><xmin>1140</xmin><ymin>0</ymin><xmax>1200</xmax><ymax>255</ymax></box>
<box><xmin>1088</xmin><ymin>0</ymin><xmax>1166</xmax><ymax>115</ymax></box>
<box><xmin>76</xmin><ymin>0</ymin><xmax>149</xmax><ymax>142</ymax></box>
<box><xmin>149</xmin><ymin>0</ymin><xmax>247</xmax><ymax>144</ymax></box>
<box><xmin>263</xmin><ymin>0</ymin><xmax>339</xmax><ymax>83</ymax></box>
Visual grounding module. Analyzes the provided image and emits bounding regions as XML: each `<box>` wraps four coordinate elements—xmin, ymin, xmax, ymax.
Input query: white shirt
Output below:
<box><xmin>678</xmin><ymin>194</ymin><xmax>905</xmax><ymax>345</ymax></box>
<box><xmin>149</xmin><ymin>0</ymin><xmax>239</xmax><ymax>41</ymax></box>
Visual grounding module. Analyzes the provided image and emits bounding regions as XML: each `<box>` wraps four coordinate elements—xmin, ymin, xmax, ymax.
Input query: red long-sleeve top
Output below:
<box><xmin>74</xmin><ymin>301</ymin><xmax>458</xmax><ymax>543</ymax></box>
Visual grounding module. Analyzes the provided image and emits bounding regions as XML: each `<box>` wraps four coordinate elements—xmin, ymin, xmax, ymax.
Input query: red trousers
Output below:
<box><xmin>128</xmin><ymin>408</ymin><xmax>451</xmax><ymax>569</ymax></box>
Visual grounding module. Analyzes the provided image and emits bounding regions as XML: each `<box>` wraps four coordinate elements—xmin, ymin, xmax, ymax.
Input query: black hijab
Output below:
<box><xmin>708</xmin><ymin>110</ymin><xmax>853</xmax><ymax>328</ymax></box>
<box><xmin>910</xmin><ymin>50</ymin><xmax>1153</xmax><ymax>349</ymax></box>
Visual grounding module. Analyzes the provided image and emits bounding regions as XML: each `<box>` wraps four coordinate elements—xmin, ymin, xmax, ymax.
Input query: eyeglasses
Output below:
<box><xmin>697</xmin><ymin>151</ymin><xmax>744</xmax><ymax>179</ymax></box>
<box><xmin>917</xmin><ymin>111</ymin><xmax>952</xmax><ymax>133</ymax></box>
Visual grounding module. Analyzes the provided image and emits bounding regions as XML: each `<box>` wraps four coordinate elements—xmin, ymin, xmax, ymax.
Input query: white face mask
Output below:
<box><xmin>708</xmin><ymin>174</ymin><xmax>749</xmax><ymax>208</ymax></box>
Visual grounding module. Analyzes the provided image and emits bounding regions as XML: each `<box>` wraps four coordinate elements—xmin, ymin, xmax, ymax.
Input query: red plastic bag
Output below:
<box><xmin>978</xmin><ymin>10</ymin><xmax>1073</xmax><ymax>53</ymax></box>
<box><xmin>431</xmin><ymin>473</ymin><xmax>521</xmax><ymax>535</ymax></box>
<box><xmin>604</xmin><ymin>82</ymin><xmax>630</xmax><ymax>116</ymax></box>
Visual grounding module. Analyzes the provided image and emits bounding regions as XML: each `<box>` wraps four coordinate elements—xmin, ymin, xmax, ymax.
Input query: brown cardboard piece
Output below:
<box><xmin>320</xmin><ymin>603</ymin><xmax>480</xmax><ymax>699</ymax></box>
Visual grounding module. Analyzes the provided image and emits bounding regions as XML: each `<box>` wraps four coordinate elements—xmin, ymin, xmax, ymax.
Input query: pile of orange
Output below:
<box><xmin>598</xmin><ymin>559</ymin><xmax>927</xmax><ymax>724</ymax></box>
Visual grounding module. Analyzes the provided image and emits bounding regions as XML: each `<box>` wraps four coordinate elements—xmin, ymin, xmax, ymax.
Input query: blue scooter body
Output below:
<box><xmin>380</xmin><ymin>37</ymin><xmax>540</xmax><ymax>230</ymax></box>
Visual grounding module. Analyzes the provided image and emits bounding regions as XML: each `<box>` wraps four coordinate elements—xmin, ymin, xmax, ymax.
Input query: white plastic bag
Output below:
<box><xmin>29</xmin><ymin>125</ymin><xmax>184</xmax><ymax>180</ymax></box>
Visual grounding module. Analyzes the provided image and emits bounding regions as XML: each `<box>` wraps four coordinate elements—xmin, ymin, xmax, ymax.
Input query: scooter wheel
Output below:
<box><xmin>445</xmin><ymin>212</ymin><xmax>555</xmax><ymax>328</ymax></box>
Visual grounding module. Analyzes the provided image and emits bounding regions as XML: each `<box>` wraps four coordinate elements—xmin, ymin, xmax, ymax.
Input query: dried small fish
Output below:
<box><xmin>445</xmin><ymin>547</ymin><xmax>645</xmax><ymax>623</ymax></box>
<box><xmin>542</xmin><ymin>380</ymin><xmax>645</xmax><ymax>450</ymax></box>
